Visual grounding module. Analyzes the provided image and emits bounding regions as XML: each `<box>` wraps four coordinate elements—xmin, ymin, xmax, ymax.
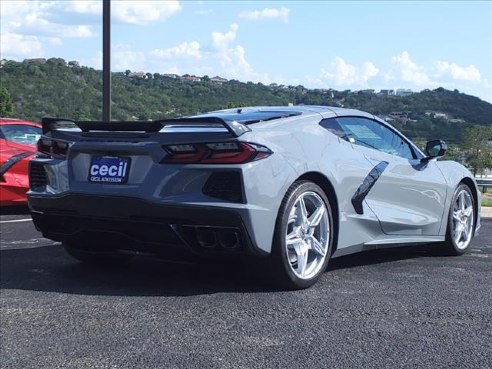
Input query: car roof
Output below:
<box><xmin>194</xmin><ymin>105</ymin><xmax>374</xmax><ymax>124</ymax></box>
<box><xmin>0</xmin><ymin>118</ymin><xmax>41</xmax><ymax>127</ymax></box>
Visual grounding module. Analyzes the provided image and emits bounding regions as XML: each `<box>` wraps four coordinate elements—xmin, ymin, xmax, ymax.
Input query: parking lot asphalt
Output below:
<box><xmin>1</xmin><ymin>206</ymin><xmax>491</xmax><ymax>369</ymax></box>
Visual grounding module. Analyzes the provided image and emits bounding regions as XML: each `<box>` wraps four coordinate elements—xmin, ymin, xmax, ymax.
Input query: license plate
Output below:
<box><xmin>88</xmin><ymin>156</ymin><xmax>130</xmax><ymax>183</ymax></box>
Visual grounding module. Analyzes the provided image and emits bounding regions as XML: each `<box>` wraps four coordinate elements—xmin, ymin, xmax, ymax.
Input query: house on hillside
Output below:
<box><xmin>389</xmin><ymin>111</ymin><xmax>411</xmax><ymax>119</ymax></box>
<box><xmin>389</xmin><ymin>111</ymin><xmax>412</xmax><ymax>124</ymax></box>
<box><xmin>23</xmin><ymin>58</ymin><xmax>46</xmax><ymax>64</ymax></box>
<box><xmin>128</xmin><ymin>71</ymin><xmax>146</xmax><ymax>78</ymax></box>
<box><xmin>163</xmin><ymin>74</ymin><xmax>179</xmax><ymax>79</ymax></box>
<box><xmin>378</xmin><ymin>89</ymin><xmax>395</xmax><ymax>96</ymax></box>
<box><xmin>182</xmin><ymin>75</ymin><xmax>201</xmax><ymax>82</ymax></box>
<box><xmin>211</xmin><ymin>76</ymin><xmax>228</xmax><ymax>85</ymax></box>
<box><xmin>395</xmin><ymin>89</ymin><xmax>413</xmax><ymax>97</ymax></box>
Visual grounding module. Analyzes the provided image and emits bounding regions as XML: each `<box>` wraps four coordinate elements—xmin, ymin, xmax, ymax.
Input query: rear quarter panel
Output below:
<box><xmin>240</xmin><ymin>115</ymin><xmax>384</xmax><ymax>253</ymax></box>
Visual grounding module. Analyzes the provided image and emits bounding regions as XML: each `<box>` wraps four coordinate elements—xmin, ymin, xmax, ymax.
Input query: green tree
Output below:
<box><xmin>0</xmin><ymin>86</ymin><xmax>13</xmax><ymax>116</ymax></box>
<box><xmin>462</xmin><ymin>125</ymin><xmax>492</xmax><ymax>176</ymax></box>
<box><xmin>442</xmin><ymin>143</ymin><xmax>464</xmax><ymax>164</ymax></box>
<box><xmin>226</xmin><ymin>101</ymin><xmax>245</xmax><ymax>108</ymax></box>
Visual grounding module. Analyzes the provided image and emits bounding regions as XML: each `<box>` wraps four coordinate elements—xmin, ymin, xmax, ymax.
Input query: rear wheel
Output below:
<box><xmin>63</xmin><ymin>241</ymin><xmax>135</xmax><ymax>265</ymax></box>
<box><xmin>268</xmin><ymin>181</ymin><xmax>334</xmax><ymax>290</ymax></box>
<box><xmin>443</xmin><ymin>184</ymin><xmax>475</xmax><ymax>255</ymax></box>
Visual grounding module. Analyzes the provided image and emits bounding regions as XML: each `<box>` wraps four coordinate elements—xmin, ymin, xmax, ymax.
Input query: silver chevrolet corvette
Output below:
<box><xmin>28</xmin><ymin>106</ymin><xmax>481</xmax><ymax>289</ymax></box>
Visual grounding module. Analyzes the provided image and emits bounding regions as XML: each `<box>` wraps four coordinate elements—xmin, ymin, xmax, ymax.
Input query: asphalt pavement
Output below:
<box><xmin>1</xmin><ymin>206</ymin><xmax>491</xmax><ymax>369</ymax></box>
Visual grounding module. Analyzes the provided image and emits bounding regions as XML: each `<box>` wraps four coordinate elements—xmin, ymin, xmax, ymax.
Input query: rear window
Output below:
<box><xmin>0</xmin><ymin>124</ymin><xmax>42</xmax><ymax>145</ymax></box>
<box><xmin>195</xmin><ymin>110</ymin><xmax>302</xmax><ymax>125</ymax></box>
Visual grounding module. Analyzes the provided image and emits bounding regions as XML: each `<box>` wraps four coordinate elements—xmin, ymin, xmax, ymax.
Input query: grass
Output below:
<box><xmin>482</xmin><ymin>198</ymin><xmax>492</xmax><ymax>207</ymax></box>
<box><xmin>482</xmin><ymin>189</ymin><xmax>492</xmax><ymax>207</ymax></box>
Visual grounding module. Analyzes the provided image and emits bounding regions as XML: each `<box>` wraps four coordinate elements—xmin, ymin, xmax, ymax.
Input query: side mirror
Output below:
<box><xmin>423</xmin><ymin>139</ymin><xmax>447</xmax><ymax>162</ymax></box>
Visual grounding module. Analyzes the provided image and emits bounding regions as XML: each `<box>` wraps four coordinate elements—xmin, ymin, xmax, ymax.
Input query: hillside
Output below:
<box><xmin>1</xmin><ymin>58</ymin><xmax>491</xmax><ymax>142</ymax></box>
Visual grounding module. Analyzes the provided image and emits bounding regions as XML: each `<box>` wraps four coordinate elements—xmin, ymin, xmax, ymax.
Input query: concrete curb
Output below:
<box><xmin>480</xmin><ymin>206</ymin><xmax>492</xmax><ymax>218</ymax></box>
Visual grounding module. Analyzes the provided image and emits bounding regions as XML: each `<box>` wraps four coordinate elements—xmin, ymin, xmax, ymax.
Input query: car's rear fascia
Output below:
<box><xmin>27</xmin><ymin>123</ymin><xmax>293</xmax><ymax>257</ymax></box>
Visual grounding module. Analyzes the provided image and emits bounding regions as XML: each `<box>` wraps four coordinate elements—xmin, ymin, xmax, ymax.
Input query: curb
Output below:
<box><xmin>480</xmin><ymin>206</ymin><xmax>492</xmax><ymax>219</ymax></box>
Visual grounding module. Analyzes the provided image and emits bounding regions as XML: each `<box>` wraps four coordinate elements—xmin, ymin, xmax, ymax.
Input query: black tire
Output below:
<box><xmin>442</xmin><ymin>183</ymin><xmax>476</xmax><ymax>256</ymax></box>
<box><xmin>63</xmin><ymin>241</ymin><xmax>135</xmax><ymax>265</ymax></box>
<box><xmin>267</xmin><ymin>180</ymin><xmax>334</xmax><ymax>290</ymax></box>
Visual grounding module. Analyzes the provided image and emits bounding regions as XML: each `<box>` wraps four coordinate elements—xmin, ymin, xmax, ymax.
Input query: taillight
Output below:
<box><xmin>163</xmin><ymin>142</ymin><xmax>272</xmax><ymax>164</ymax></box>
<box><xmin>36</xmin><ymin>138</ymin><xmax>71</xmax><ymax>159</ymax></box>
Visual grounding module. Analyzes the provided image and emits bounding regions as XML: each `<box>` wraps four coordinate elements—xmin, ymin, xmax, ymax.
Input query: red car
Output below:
<box><xmin>0</xmin><ymin>118</ymin><xmax>42</xmax><ymax>206</ymax></box>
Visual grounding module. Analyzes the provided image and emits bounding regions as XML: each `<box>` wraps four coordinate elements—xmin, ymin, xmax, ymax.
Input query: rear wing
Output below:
<box><xmin>41</xmin><ymin>117</ymin><xmax>251</xmax><ymax>137</ymax></box>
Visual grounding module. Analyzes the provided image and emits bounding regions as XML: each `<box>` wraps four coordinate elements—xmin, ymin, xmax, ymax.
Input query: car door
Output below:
<box><xmin>336</xmin><ymin>116</ymin><xmax>448</xmax><ymax>236</ymax></box>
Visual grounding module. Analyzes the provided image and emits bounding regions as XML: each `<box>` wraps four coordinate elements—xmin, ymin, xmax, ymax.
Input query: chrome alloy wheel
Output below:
<box><xmin>285</xmin><ymin>191</ymin><xmax>330</xmax><ymax>279</ymax></box>
<box><xmin>451</xmin><ymin>189</ymin><xmax>474</xmax><ymax>250</ymax></box>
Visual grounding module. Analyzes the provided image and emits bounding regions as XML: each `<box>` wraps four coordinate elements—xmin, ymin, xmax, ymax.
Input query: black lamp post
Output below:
<box><xmin>102</xmin><ymin>0</ymin><xmax>111</xmax><ymax>122</ymax></box>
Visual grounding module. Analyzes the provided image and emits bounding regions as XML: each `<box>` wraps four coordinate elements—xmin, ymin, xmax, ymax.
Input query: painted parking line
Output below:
<box><xmin>0</xmin><ymin>218</ymin><xmax>32</xmax><ymax>224</ymax></box>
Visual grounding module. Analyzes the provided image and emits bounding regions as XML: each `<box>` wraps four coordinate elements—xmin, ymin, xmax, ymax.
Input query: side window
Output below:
<box><xmin>0</xmin><ymin>125</ymin><xmax>42</xmax><ymax>145</ymax></box>
<box><xmin>319</xmin><ymin>118</ymin><xmax>348</xmax><ymax>140</ymax></box>
<box><xmin>337</xmin><ymin>117</ymin><xmax>415</xmax><ymax>159</ymax></box>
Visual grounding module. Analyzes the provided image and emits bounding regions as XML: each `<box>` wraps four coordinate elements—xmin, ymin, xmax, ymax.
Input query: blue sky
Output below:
<box><xmin>1</xmin><ymin>1</ymin><xmax>491</xmax><ymax>101</ymax></box>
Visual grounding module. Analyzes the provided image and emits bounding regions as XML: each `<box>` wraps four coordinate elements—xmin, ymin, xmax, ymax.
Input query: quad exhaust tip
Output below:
<box><xmin>195</xmin><ymin>227</ymin><xmax>240</xmax><ymax>249</ymax></box>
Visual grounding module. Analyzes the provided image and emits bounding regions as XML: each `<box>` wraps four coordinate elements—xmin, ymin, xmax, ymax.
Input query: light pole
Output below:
<box><xmin>102</xmin><ymin>0</ymin><xmax>111</xmax><ymax>122</ymax></box>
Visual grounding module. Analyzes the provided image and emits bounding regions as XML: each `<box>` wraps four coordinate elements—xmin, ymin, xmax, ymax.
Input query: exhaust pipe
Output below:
<box><xmin>196</xmin><ymin>228</ymin><xmax>217</xmax><ymax>248</ymax></box>
<box><xmin>218</xmin><ymin>230</ymin><xmax>240</xmax><ymax>249</ymax></box>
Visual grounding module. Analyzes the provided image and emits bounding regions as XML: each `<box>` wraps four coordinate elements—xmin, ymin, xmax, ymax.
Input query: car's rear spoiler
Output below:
<box><xmin>41</xmin><ymin>117</ymin><xmax>251</xmax><ymax>137</ymax></box>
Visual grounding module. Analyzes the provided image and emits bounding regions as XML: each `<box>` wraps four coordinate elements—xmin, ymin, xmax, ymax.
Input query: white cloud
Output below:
<box><xmin>362</xmin><ymin>62</ymin><xmax>379</xmax><ymax>81</ymax></box>
<box><xmin>218</xmin><ymin>45</ymin><xmax>254</xmax><ymax>77</ymax></box>
<box><xmin>1</xmin><ymin>0</ymin><xmax>94</xmax><ymax>39</ymax></box>
<box><xmin>47</xmin><ymin>37</ymin><xmax>63</xmax><ymax>46</ymax></box>
<box><xmin>208</xmin><ymin>24</ymin><xmax>272</xmax><ymax>83</ymax></box>
<box><xmin>112</xmin><ymin>44</ymin><xmax>146</xmax><ymax>71</ymax></box>
<box><xmin>0</xmin><ymin>32</ymin><xmax>43</xmax><ymax>57</ymax></box>
<box><xmin>112</xmin><ymin>1</ymin><xmax>181</xmax><ymax>25</ymax></box>
<box><xmin>212</xmin><ymin>24</ymin><xmax>239</xmax><ymax>50</ymax></box>
<box><xmin>385</xmin><ymin>52</ymin><xmax>490</xmax><ymax>100</ymax></box>
<box><xmin>433</xmin><ymin>61</ymin><xmax>482</xmax><ymax>83</ymax></box>
<box><xmin>390</xmin><ymin>51</ymin><xmax>430</xmax><ymax>86</ymax></box>
<box><xmin>238</xmin><ymin>7</ymin><xmax>290</xmax><ymax>23</ymax></box>
<box><xmin>319</xmin><ymin>57</ymin><xmax>379</xmax><ymax>86</ymax></box>
<box><xmin>151</xmin><ymin>41</ymin><xmax>201</xmax><ymax>59</ymax></box>
<box><xmin>0</xmin><ymin>0</ymin><xmax>181</xmax><ymax>60</ymax></box>
<box><xmin>0</xmin><ymin>1</ymin><xmax>35</xmax><ymax>29</ymax></box>
<box><xmin>61</xmin><ymin>0</ymin><xmax>182</xmax><ymax>25</ymax></box>
<box><xmin>311</xmin><ymin>52</ymin><xmax>491</xmax><ymax>102</ymax></box>
<box><xmin>62</xmin><ymin>0</ymin><xmax>101</xmax><ymax>15</ymax></box>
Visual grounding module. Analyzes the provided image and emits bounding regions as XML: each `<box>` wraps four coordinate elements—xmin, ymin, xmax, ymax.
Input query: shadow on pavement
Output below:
<box><xmin>0</xmin><ymin>244</ymin><xmax>274</xmax><ymax>296</ymax></box>
<box><xmin>0</xmin><ymin>240</ymin><xmax>447</xmax><ymax>297</ymax></box>
<box><xmin>0</xmin><ymin>205</ymin><xmax>31</xmax><ymax>216</ymax></box>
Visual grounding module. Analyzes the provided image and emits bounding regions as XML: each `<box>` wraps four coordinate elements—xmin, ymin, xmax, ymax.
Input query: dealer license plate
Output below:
<box><xmin>88</xmin><ymin>156</ymin><xmax>130</xmax><ymax>183</ymax></box>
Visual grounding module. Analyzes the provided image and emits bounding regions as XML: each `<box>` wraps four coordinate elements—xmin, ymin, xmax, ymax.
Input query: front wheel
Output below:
<box><xmin>443</xmin><ymin>184</ymin><xmax>475</xmax><ymax>255</ymax></box>
<box><xmin>268</xmin><ymin>181</ymin><xmax>334</xmax><ymax>290</ymax></box>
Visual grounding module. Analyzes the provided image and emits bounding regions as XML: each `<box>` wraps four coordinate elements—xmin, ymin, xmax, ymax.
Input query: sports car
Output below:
<box><xmin>27</xmin><ymin>106</ymin><xmax>480</xmax><ymax>289</ymax></box>
<box><xmin>1</xmin><ymin>118</ymin><xmax>42</xmax><ymax>206</ymax></box>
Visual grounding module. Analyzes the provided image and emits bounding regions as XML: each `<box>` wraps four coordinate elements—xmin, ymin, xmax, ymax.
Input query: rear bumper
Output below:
<box><xmin>28</xmin><ymin>193</ymin><xmax>266</xmax><ymax>257</ymax></box>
